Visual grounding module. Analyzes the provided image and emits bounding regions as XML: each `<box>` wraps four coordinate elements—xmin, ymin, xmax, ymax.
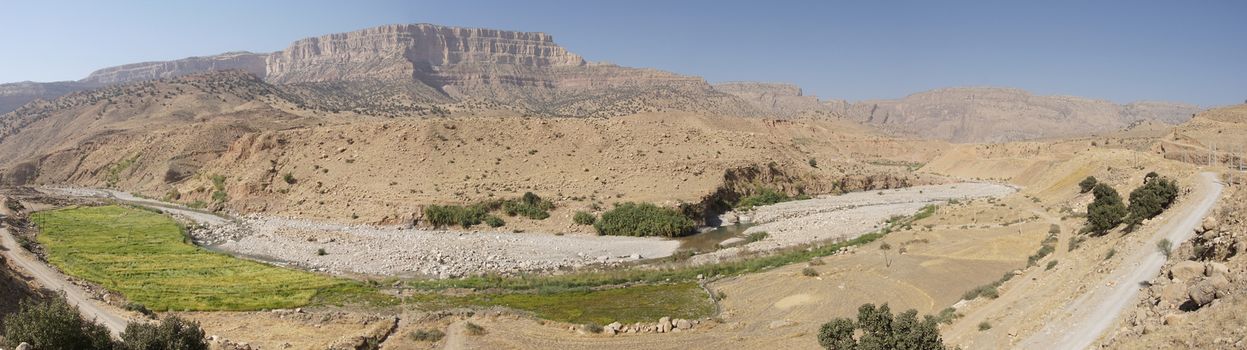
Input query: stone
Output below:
<box><xmin>1163</xmin><ymin>313</ymin><xmax>1185</xmax><ymax>325</ymax></box>
<box><xmin>16</xmin><ymin>343</ymin><xmax>32</xmax><ymax>350</ymax></box>
<box><xmin>1202</xmin><ymin>217</ymin><xmax>1218</xmax><ymax>232</ymax></box>
<box><xmin>1188</xmin><ymin>279</ymin><xmax>1220</xmax><ymax>306</ymax></box>
<box><xmin>1159</xmin><ymin>283</ymin><xmax>1188</xmax><ymax>308</ymax></box>
<box><xmin>606</xmin><ymin>322</ymin><xmax>622</xmax><ymax>333</ymax></box>
<box><xmin>1205</xmin><ymin>262</ymin><xmax>1230</xmax><ymax>277</ymax></box>
<box><xmin>659</xmin><ymin>317</ymin><xmax>672</xmax><ymax>333</ymax></box>
<box><xmin>675</xmin><ymin>318</ymin><xmax>692</xmax><ymax>330</ymax></box>
<box><xmin>1169</xmin><ymin>261</ymin><xmax>1205</xmax><ymax>282</ymax></box>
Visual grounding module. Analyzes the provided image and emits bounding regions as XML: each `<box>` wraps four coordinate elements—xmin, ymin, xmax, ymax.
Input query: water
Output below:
<box><xmin>676</xmin><ymin>223</ymin><xmax>757</xmax><ymax>253</ymax></box>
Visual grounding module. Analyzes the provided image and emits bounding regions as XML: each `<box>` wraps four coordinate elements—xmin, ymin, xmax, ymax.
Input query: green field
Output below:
<box><xmin>32</xmin><ymin>205</ymin><xmax>367</xmax><ymax>311</ymax></box>
<box><xmin>411</xmin><ymin>283</ymin><xmax>714</xmax><ymax>324</ymax></box>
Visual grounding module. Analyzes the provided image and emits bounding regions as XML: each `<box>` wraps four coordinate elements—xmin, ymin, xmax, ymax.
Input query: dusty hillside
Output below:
<box><xmin>181</xmin><ymin>112</ymin><xmax>946</xmax><ymax>227</ymax></box>
<box><xmin>830</xmin><ymin>87</ymin><xmax>1200</xmax><ymax>143</ymax></box>
<box><xmin>1154</xmin><ymin>104</ymin><xmax>1247</xmax><ymax>169</ymax></box>
<box><xmin>0</xmin><ymin>71</ymin><xmax>948</xmax><ymax>231</ymax></box>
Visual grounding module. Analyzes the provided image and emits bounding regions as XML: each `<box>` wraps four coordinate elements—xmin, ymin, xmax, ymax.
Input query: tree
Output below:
<box><xmin>879</xmin><ymin>242</ymin><xmax>893</xmax><ymax>268</ymax></box>
<box><xmin>2</xmin><ymin>294</ymin><xmax>116</xmax><ymax>350</ymax></box>
<box><xmin>1085</xmin><ymin>183</ymin><xmax>1126</xmax><ymax>235</ymax></box>
<box><xmin>1125</xmin><ymin>175</ymin><xmax>1179</xmax><ymax>229</ymax></box>
<box><xmin>1078</xmin><ymin>176</ymin><xmax>1098</xmax><ymax>193</ymax></box>
<box><xmin>817</xmin><ymin>303</ymin><xmax>946</xmax><ymax>350</ymax></box>
<box><xmin>121</xmin><ymin>316</ymin><xmax>208</xmax><ymax>350</ymax></box>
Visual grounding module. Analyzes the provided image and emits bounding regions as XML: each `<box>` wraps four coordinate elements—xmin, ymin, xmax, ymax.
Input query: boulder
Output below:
<box><xmin>1169</xmin><ymin>261</ymin><xmax>1205</xmax><ymax>282</ymax></box>
<box><xmin>1159</xmin><ymin>282</ymin><xmax>1188</xmax><ymax>305</ymax></box>
<box><xmin>17</xmin><ymin>343</ymin><xmax>32</xmax><ymax>350</ymax></box>
<box><xmin>659</xmin><ymin>317</ymin><xmax>672</xmax><ymax>333</ymax></box>
<box><xmin>675</xmin><ymin>318</ymin><xmax>692</xmax><ymax>330</ymax></box>
<box><xmin>1205</xmin><ymin>262</ymin><xmax>1230</xmax><ymax>277</ymax></box>
<box><xmin>606</xmin><ymin>322</ymin><xmax>622</xmax><ymax>333</ymax></box>
<box><xmin>1202</xmin><ymin>217</ymin><xmax>1218</xmax><ymax>232</ymax></box>
<box><xmin>1188</xmin><ymin>279</ymin><xmax>1219</xmax><ymax>306</ymax></box>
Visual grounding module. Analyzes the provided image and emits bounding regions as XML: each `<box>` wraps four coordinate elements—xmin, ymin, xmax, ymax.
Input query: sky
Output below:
<box><xmin>1</xmin><ymin>0</ymin><xmax>1244</xmax><ymax>106</ymax></box>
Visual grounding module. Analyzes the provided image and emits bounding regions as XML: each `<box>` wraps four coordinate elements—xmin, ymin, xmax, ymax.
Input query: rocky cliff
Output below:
<box><xmin>835</xmin><ymin>87</ymin><xmax>1202</xmax><ymax>143</ymax></box>
<box><xmin>0</xmin><ymin>81</ymin><xmax>97</xmax><ymax>115</ymax></box>
<box><xmin>81</xmin><ymin>51</ymin><xmax>268</xmax><ymax>84</ymax></box>
<box><xmin>712</xmin><ymin>82</ymin><xmax>830</xmax><ymax>117</ymax></box>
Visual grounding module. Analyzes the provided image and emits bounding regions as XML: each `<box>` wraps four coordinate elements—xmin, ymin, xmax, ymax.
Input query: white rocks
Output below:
<box><xmin>16</xmin><ymin>343</ymin><xmax>32</xmax><ymax>350</ymax></box>
<box><xmin>658</xmin><ymin>317</ymin><xmax>672</xmax><ymax>333</ymax></box>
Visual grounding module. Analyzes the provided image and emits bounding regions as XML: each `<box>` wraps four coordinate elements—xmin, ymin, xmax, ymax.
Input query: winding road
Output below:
<box><xmin>1018</xmin><ymin>172</ymin><xmax>1223</xmax><ymax>349</ymax></box>
<box><xmin>0</xmin><ymin>225</ymin><xmax>129</xmax><ymax>335</ymax></box>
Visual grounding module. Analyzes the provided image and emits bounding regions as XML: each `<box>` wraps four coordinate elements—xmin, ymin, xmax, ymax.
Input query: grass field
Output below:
<box><xmin>31</xmin><ymin>205</ymin><xmax>374</xmax><ymax>311</ymax></box>
<box><xmin>410</xmin><ymin>283</ymin><xmax>714</xmax><ymax>324</ymax></box>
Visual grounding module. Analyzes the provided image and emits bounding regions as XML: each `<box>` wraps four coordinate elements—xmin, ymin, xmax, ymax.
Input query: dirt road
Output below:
<box><xmin>1018</xmin><ymin>172</ymin><xmax>1223</xmax><ymax>349</ymax></box>
<box><xmin>0</xmin><ymin>226</ymin><xmax>129</xmax><ymax>335</ymax></box>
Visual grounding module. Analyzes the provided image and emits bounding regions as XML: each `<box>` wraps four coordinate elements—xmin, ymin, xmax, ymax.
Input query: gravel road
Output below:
<box><xmin>1</xmin><ymin>225</ymin><xmax>129</xmax><ymax>336</ymax></box>
<box><xmin>1018</xmin><ymin>172</ymin><xmax>1223</xmax><ymax>349</ymax></box>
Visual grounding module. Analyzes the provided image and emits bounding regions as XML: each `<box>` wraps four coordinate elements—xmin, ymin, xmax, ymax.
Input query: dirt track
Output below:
<box><xmin>1017</xmin><ymin>172</ymin><xmax>1223</xmax><ymax>349</ymax></box>
<box><xmin>0</xmin><ymin>226</ymin><xmax>129</xmax><ymax>336</ymax></box>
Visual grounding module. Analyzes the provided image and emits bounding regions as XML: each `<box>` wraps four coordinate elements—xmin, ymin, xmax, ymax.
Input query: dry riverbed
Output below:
<box><xmin>39</xmin><ymin>183</ymin><xmax>1014</xmax><ymax>278</ymax></box>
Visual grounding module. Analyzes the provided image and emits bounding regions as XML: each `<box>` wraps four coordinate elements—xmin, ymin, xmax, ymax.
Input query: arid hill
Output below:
<box><xmin>830</xmin><ymin>87</ymin><xmax>1201</xmax><ymax>143</ymax></box>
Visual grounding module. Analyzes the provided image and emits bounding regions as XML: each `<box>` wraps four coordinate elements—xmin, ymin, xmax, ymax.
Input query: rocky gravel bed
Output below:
<box><xmin>691</xmin><ymin>182</ymin><xmax>1016</xmax><ymax>265</ymax></box>
<box><xmin>194</xmin><ymin>216</ymin><xmax>679</xmax><ymax>278</ymax></box>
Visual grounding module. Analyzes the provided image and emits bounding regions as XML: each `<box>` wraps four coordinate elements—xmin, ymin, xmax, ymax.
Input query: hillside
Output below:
<box><xmin>831</xmin><ymin>87</ymin><xmax>1202</xmax><ymax>143</ymax></box>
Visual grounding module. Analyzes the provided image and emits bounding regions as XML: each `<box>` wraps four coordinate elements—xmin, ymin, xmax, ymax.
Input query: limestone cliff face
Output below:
<box><xmin>265</xmin><ymin>23</ymin><xmax>587</xmax><ymax>84</ymax></box>
<box><xmin>712</xmin><ymin>82</ymin><xmax>830</xmax><ymax>117</ymax></box>
<box><xmin>0</xmin><ymin>81</ymin><xmax>97</xmax><ymax>115</ymax></box>
<box><xmin>81</xmin><ymin>52</ymin><xmax>268</xmax><ymax>84</ymax></box>
<box><xmin>839</xmin><ymin>87</ymin><xmax>1202</xmax><ymax>143</ymax></box>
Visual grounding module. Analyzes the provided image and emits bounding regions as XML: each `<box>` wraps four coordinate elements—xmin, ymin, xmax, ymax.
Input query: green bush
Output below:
<box><xmin>573</xmin><ymin>211</ymin><xmax>597</xmax><ymax>225</ymax></box>
<box><xmin>409</xmin><ymin>329</ymin><xmax>445</xmax><ymax>342</ymax></box>
<box><xmin>745</xmin><ymin>231</ymin><xmax>769</xmax><ymax>243</ymax></box>
<box><xmin>425</xmin><ymin>204</ymin><xmax>488</xmax><ymax>229</ymax></box>
<box><xmin>2</xmin><ymin>294</ymin><xmax>116</xmax><ymax>350</ymax></box>
<box><xmin>978</xmin><ymin>321</ymin><xmax>992</xmax><ymax>331</ymax></box>
<box><xmin>282</xmin><ymin>172</ymin><xmax>296</xmax><ymax>184</ymax></box>
<box><xmin>1078</xmin><ymin>176</ymin><xmax>1098</xmax><ymax>193</ymax></box>
<box><xmin>120</xmin><ymin>316</ymin><xmax>209</xmax><ymax>350</ymax></box>
<box><xmin>484</xmin><ymin>215</ymin><xmax>505</xmax><ymax>228</ymax></box>
<box><xmin>501</xmin><ymin>192</ymin><xmax>554</xmax><ymax>220</ymax></box>
<box><xmin>594</xmin><ymin>202</ymin><xmax>696</xmax><ymax>237</ymax></box>
<box><xmin>125</xmin><ymin>302</ymin><xmax>155</xmax><ymax>318</ymax></box>
<box><xmin>802</xmin><ymin>267</ymin><xmax>819</xmax><ymax>277</ymax></box>
<box><xmin>1125</xmin><ymin>175</ymin><xmax>1179</xmax><ymax>229</ymax></box>
<box><xmin>1157</xmin><ymin>239</ymin><xmax>1173</xmax><ymax>258</ymax></box>
<box><xmin>1085</xmin><ymin>183</ymin><xmax>1126</xmax><ymax>235</ymax></box>
<box><xmin>818</xmin><ymin>304</ymin><xmax>946</xmax><ymax>350</ymax></box>
<box><xmin>736</xmin><ymin>188</ymin><xmax>792</xmax><ymax>210</ymax></box>
<box><xmin>582</xmin><ymin>322</ymin><xmax>604</xmax><ymax>334</ymax></box>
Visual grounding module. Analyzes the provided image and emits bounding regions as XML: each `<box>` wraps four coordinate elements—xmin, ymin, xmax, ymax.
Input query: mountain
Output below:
<box><xmin>0</xmin><ymin>23</ymin><xmax>1204</xmax><ymax>140</ymax></box>
<box><xmin>830</xmin><ymin>87</ymin><xmax>1202</xmax><ymax>143</ymax></box>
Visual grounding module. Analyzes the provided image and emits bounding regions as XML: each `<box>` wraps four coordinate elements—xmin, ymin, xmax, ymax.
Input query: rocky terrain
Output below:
<box><xmin>832</xmin><ymin>87</ymin><xmax>1202</xmax><ymax>143</ymax></box>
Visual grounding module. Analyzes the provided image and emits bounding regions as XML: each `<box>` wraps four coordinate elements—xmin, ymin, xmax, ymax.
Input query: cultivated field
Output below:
<box><xmin>31</xmin><ymin>205</ymin><xmax>371</xmax><ymax>311</ymax></box>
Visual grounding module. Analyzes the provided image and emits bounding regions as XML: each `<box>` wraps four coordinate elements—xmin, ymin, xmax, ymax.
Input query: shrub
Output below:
<box><xmin>125</xmin><ymin>302</ymin><xmax>155</xmax><ymax>318</ymax></box>
<box><xmin>425</xmin><ymin>204</ymin><xmax>488</xmax><ymax>229</ymax></box>
<box><xmin>808</xmin><ymin>158</ymin><xmax>818</xmax><ymax>168</ymax></box>
<box><xmin>978</xmin><ymin>321</ymin><xmax>992</xmax><ymax>331</ymax></box>
<box><xmin>464</xmin><ymin>322</ymin><xmax>486</xmax><ymax>336</ymax></box>
<box><xmin>484</xmin><ymin>215</ymin><xmax>505</xmax><ymax>228</ymax></box>
<box><xmin>409</xmin><ymin>329</ymin><xmax>445</xmax><ymax>342</ymax></box>
<box><xmin>582</xmin><ymin>322</ymin><xmax>604</xmax><ymax>334</ymax></box>
<box><xmin>802</xmin><ymin>267</ymin><xmax>820</xmax><ymax>277</ymax></box>
<box><xmin>736</xmin><ymin>188</ymin><xmax>792</xmax><ymax>210</ymax></box>
<box><xmin>1045</xmin><ymin>260</ymin><xmax>1058</xmax><ymax>271</ymax></box>
<box><xmin>573</xmin><ymin>211</ymin><xmax>596</xmax><ymax>225</ymax></box>
<box><xmin>1078</xmin><ymin>176</ymin><xmax>1098</xmax><ymax>193</ymax></box>
<box><xmin>1085</xmin><ymin>183</ymin><xmax>1126</xmax><ymax>235</ymax></box>
<box><xmin>501</xmin><ymin>192</ymin><xmax>554</xmax><ymax>220</ymax></box>
<box><xmin>317</xmin><ymin>248</ymin><xmax>327</xmax><ymax>256</ymax></box>
<box><xmin>282</xmin><ymin>172</ymin><xmax>296</xmax><ymax>184</ymax></box>
<box><xmin>1104</xmin><ymin>248</ymin><xmax>1117</xmax><ymax>260</ymax></box>
<box><xmin>2</xmin><ymin>294</ymin><xmax>116</xmax><ymax>350</ymax></box>
<box><xmin>745</xmin><ymin>231</ymin><xmax>768</xmax><ymax>243</ymax></box>
<box><xmin>120</xmin><ymin>316</ymin><xmax>209</xmax><ymax>350</ymax></box>
<box><xmin>594</xmin><ymin>202</ymin><xmax>696</xmax><ymax>237</ymax></box>
<box><xmin>818</xmin><ymin>303</ymin><xmax>946</xmax><ymax>350</ymax></box>
<box><xmin>1157</xmin><ymin>239</ymin><xmax>1173</xmax><ymax>258</ymax></box>
<box><xmin>1125</xmin><ymin>175</ymin><xmax>1179</xmax><ymax>229</ymax></box>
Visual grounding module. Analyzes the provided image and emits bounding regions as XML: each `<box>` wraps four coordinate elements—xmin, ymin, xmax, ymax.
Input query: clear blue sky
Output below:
<box><xmin>2</xmin><ymin>0</ymin><xmax>1244</xmax><ymax>106</ymax></box>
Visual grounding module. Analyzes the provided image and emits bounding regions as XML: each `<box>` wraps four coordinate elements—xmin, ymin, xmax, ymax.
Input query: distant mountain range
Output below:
<box><xmin>0</xmin><ymin>23</ymin><xmax>1202</xmax><ymax>142</ymax></box>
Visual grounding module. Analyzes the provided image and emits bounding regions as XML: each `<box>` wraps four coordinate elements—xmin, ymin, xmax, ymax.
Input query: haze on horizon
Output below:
<box><xmin>1</xmin><ymin>0</ymin><xmax>1244</xmax><ymax>106</ymax></box>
